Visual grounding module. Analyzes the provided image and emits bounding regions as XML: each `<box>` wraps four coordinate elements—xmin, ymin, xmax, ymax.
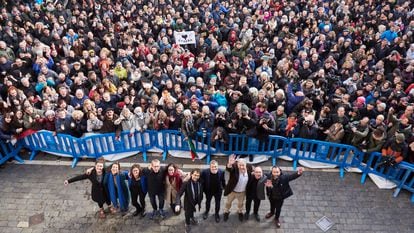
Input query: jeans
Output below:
<box><xmin>149</xmin><ymin>193</ymin><xmax>165</xmax><ymax>211</ymax></box>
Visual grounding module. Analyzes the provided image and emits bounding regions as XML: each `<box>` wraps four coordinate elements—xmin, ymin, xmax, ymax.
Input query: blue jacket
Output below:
<box><xmin>286</xmin><ymin>83</ymin><xmax>305</xmax><ymax>114</ymax></box>
<box><xmin>380</xmin><ymin>30</ymin><xmax>398</xmax><ymax>43</ymax></box>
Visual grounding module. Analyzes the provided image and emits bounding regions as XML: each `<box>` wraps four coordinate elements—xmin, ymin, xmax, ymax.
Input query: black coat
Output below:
<box><xmin>246</xmin><ymin>175</ymin><xmax>267</xmax><ymax>200</ymax></box>
<box><xmin>176</xmin><ymin>180</ymin><xmax>203</xmax><ymax>212</ymax></box>
<box><xmin>266</xmin><ymin>172</ymin><xmax>301</xmax><ymax>200</ymax></box>
<box><xmin>142</xmin><ymin>167</ymin><xmax>166</xmax><ymax>195</ymax></box>
<box><xmin>68</xmin><ymin>168</ymin><xmax>109</xmax><ymax>204</ymax></box>
<box><xmin>200</xmin><ymin>168</ymin><xmax>226</xmax><ymax>195</ymax></box>
<box><xmin>224</xmin><ymin>163</ymin><xmax>253</xmax><ymax>196</ymax></box>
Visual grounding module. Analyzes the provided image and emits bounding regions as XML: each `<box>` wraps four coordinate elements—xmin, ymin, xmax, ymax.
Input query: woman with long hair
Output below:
<box><xmin>64</xmin><ymin>158</ymin><xmax>111</xmax><ymax>219</ymax></box>
<box><xmin>104</xmin><ymin>162</ymin><xmax>130</xmax><ymax>214</ymax></box>
<box><xmin>164</xmin><ymin>163</ymin><xmax>187</xmax><ymax>215</ymax></box>
<box><xmin>128</xmin><ymin>164</ymin><xmax>147</xmax><ymax>217</ymax></box>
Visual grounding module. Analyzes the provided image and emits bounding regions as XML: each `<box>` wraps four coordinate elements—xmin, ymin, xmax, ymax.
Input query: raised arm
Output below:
<box><xmin>226</xmin><ymin>154</ymin><xmax>236</xmax><ymax>170</ymax></box>
<box><xmin>64</xmin><ymin>173</ymin><xmax>89</xmax><ymax>185</ymax></box>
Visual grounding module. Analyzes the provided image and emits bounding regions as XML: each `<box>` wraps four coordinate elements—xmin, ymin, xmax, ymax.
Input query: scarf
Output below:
<box><xmin>286</xmin><ymin>118</ymin><xmax>297</xmax><ymax>136</ymax></box>
<box><xmin>185</xmin><ymin>118</ymin><xmax>195</xmax><ymax>136</ymax></box>
<box><xmin>167</xmin><ymin>172</ymin><xmax>183</xmax><ymax>191</ymax></box>
<box><xmin>107</xmin><ymin>173</ymin><xmax>129</xmax><ymax>211</ymax></box>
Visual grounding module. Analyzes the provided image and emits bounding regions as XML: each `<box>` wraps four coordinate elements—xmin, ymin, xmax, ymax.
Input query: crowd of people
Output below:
<box><xmin>0</xmin><ymin>0</ymin><xmax>414</xmax><ymax>164</ymax></box>
<box><xmin>65</xmin><ymin>157</ymin><xmax>303</xmax><ymax>232</ymax></box>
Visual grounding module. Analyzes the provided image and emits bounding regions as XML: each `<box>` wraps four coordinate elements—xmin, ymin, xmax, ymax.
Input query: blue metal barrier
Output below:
<box><xmin>392</xmin><ymin>163</ymin><xmax>414</xmax><ymax>203</ymax></box>
<box><xmin>360</xmin><ymin>152</ymin><xmax>406</xmax><ymax>184</ymax></box>
<box><xmin>288</xmin><ymin>138</ymin><xmax>359</xmax><ymax>178</ymax></box>
<box><xmin>160</xmin><ymin>130</ymin><xmax>212</xmax><ymax>162</ymax></box>
<box><xmin>0</xmin><ymin>140</ymin><xmax>24</xmax><ymax>165</ymax></box>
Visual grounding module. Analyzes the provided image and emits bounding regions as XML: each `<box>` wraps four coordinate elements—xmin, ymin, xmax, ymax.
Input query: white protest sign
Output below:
<box><xmin>174</xmin><ymin>31</ymin><xmax>196</xmax><ymax>45</ymax></box>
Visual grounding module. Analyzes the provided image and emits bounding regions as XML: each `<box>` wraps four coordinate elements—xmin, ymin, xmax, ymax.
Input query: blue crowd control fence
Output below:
<box><xmin>288</xmin><ymin>138</ymin><xmax>362</xmax><ymax>178</ymax></box>
<box><xmin>23</xmin><ymin>130</ymin><xmax>87</xmax><ymax>167</ymax></box>
<box><xmin>159</xmin><ymin>130</ymin><xmax>212</xmax><ymax>162</ymax></box>
<box><xmin>21</xmin><ymin>130</ymin><xmax>157</xmax><ymax>167</ymax></box>
<box><xmin>7</xmin><ymin>129</ymin><xmax>414</xmax><ymax>202</ymax></box>
<box><xmin>0</xmin><ymin>140</ymin><xmax>24</xmax><ymax>165</ymax></box>
<box><xmin>392</xmin><ymin>163</ymin><xmax>414</xmax><ymax>203</ymax></box>
<box><xmin>360</xmin><ymin>152</ymin><xmax>407</xmax><ymax>185</ymax></box>
<box><xmin>83</xmin><ymin>130</ymin><xmax>154</xmax><ymax>163</ymax></box>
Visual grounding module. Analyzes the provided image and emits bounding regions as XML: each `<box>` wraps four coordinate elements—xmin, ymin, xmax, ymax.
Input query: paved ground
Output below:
<box><xmin>0</xmin><ymin>157</ymin><xmax>413</xmax><ymax>233</ymax></box>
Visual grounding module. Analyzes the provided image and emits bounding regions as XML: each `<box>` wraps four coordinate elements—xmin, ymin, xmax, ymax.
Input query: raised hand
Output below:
<box><xmin>85</xmin><ymin>167</ymin><xmax>94</xmax><ymax>175</ymax></box>
<box><xmin>228</xmin><ymin>154</ymin><xmax>236</xmax><ymax>167</ymax></box>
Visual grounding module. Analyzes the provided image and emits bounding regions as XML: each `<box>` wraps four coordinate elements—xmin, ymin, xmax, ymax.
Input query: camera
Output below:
<box><xmin>378</xmin><ymin>156</ymin><xmax>397</xmax><ymax>168</ymax></box>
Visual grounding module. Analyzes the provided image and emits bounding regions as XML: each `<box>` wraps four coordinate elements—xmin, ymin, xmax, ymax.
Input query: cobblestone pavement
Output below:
<box><xmin>0</xmin><ymin>161</ymin><xmax>413</xmax><ymax>233</ymax></box>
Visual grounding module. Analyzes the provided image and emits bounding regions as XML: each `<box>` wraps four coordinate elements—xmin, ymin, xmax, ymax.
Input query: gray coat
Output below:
<box><xmin>246</xmin><ymin>175</ymin><xmax>267</xmax><ymax>200</ymax></box>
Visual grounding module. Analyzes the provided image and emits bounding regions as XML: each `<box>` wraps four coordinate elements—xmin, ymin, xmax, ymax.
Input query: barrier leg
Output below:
<box><xmin>162</xmin><ymin>150</ymin><xmax>168</xmax><ymax>161</ymax></box>
<box><xmin>293</xmin><ymin>159</ymin><xmax>297</xmax><ymax>170</ymax></box>
<box><xmin>29</xmin><ymin>150</ymin><xmax>39</xmax><ymax>161</ymax></box>
<box><xmin>206</xmin><ymin>153</ymin><xmax>210</xmax><ymax>165</ymax></box>
<box><xmin>393</xmin><ymin>188</ymin><xmax>401</xmax><ymax>198</ymax></box>
<box><xmin>142</xmin><ymin>151</ymin><xmax>147</xmax><ymax>162</ymax></box>
<box><xmin>11</xmin><ymin>144</ymin><xmax>24</xmax><ymax>163</ymax></box>
<box><xmin>71</xmin><ymin>157</ymin><xmax>79</xmax><ymax>168</ymax></box>
<box><xmin>13</xmin><ymin>154</ymin><xmax>24</xmax><ymax>163</ymax></box>
<box><xmin>360</xmin><ymin>173</ymin><xmax>367</xmax><ymax>184</ymax></box>
<box><xmin>340</xmin><ymin>168</ymin><xmax>344</xmax><ymax>179</ymax></box>
<box><xmin>411</xmin><ymin>194</ymin><xmax>414</xmax><ymax>203</ymax></box>
<box><xmin>272</xmin><ymin>156</ymin><xmax>276</xmax><ymax>166</ymax></box>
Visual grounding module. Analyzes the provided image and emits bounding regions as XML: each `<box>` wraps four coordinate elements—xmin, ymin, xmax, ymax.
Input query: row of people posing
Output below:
<box><xmin>65</xmin><ymin>157</ymin><xmax>303</xmax><ymax>232</ymax></box>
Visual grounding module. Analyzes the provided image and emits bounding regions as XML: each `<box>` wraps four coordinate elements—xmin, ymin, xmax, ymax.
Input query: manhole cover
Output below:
<box><xmin>29</xmin><ymin>213</ymin><xmax>44</xmax><ymax>226</ymax></box>
<box><xmin>316</xmin><ymin>216</ymin><xmax>334</xmax><ymax>232</ymax></box>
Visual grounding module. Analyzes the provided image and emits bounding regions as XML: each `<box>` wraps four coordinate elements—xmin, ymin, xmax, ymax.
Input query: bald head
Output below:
<box><xmin>254</xmin><ymin>167</ymin><xmax>263</xmax><ymax>179</ymax></box>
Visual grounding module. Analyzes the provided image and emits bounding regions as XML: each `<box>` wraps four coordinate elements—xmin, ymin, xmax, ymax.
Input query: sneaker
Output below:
<box><xmin>159</xmin><ymin>209</ymin><xmax>167</xmax><ymax>219</ymax></box>
<box><xmin>254</xmin><ymin>214</ymin><xmax>260</xmax><ymax>222</ymax></box>
<box><xmin>275</xmin><ymin>219</ymin><xmax>281</xmax><ymax>228</ymax></box>
<box><xmin>99</xmin><ymin>210</ymin><xmax>106</xmax><ymax>219</ymax></box>
<box><xmin>214</xmin><ymin>213</ymin><xmax>220</xmax><ymax>223</ymax></box>
<box><xmin>190</xmin><ymin>217</ymin><xmax>199</xmax><ymax>225</ymax></box>
<box><xmin>244</xmin><ymin>213</ymin><xmax>249</xmax><ymax>220</ymax></box>
<box><xmin>133</xmin><ymin>209</ymin><xmax>141</xmax><ymax>216</ymax></box>
<box><xmin>202</xmin><ymin>212</ymin><xmax>208</xmax><ymax>220</ymax></box>
<box><xmin>140</xmin><ymin>211</ymin><xmax>146</xmax><ymax>218</ymax></box>
<box><xmin>149</xmin><ymin>210</ymin><xmax>157</xmax><ymax>220</ymax></box>
<box><xmin>223</xmin><ymin>212</ymin><xmax>229</xmax><ymax>222</ymax></box>
<box><xmin>110</xmin><ymin>207</ymin><xmax>118</xmax><ymax>214</ymax></box>
<box><xmin>238</xmin><ymin>213</ymin><xmax>244</xmax><ymax>222</ymax></box>
<box><xmin>265</xmin><ymin>212</ymin><xmax>274</xmax><ymax>219</ymax></box>
<box><xmin>185</xmin><ymin>224</ymin><xmax>191</xmax><ymax>233</ymax></box>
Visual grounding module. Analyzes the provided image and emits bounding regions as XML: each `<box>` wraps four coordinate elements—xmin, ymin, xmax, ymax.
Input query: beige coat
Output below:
<box><xmin>165</xmin><ymin>173</ymin><xmax>189</xmax><ymax>204</ymax></box>
<box><xmin>326</xmin><ymin>123</ymin><xmax>345</xmax><ymax>143</ymax></box>
<box><xmin>165</xmin><ymin>176</ymin><xmax>179</xmax><ymax>205</ymax></box>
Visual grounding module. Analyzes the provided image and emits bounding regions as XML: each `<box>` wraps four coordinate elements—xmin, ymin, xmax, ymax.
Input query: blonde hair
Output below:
<box><xmin>72</xmin><ymin>110</ymin><xmax>84</xmax><ymax>120</ymax></box>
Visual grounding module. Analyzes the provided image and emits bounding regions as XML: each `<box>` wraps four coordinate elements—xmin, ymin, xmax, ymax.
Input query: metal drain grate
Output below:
<box><xmin>316</xmin><ymin>216</ymin><xmax>334</xmax><ymax>232</ymax></box>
